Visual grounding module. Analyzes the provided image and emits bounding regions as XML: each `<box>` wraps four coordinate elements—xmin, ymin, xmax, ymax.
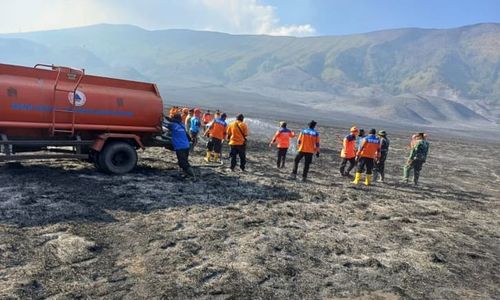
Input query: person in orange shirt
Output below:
<box><xmin>291</xmin><ymin>120</ymin><xmax>320</xmax><ymax>182</ymax></box>
<box><xmin>270</xmin><ymin>121</ymin><xmax>295</xmax><ymax>168</ymax></box>
<box><xmin>340</xmin><ymin>126</ymin><xmax>359</xmax><ymax>177</ymax></box>
<box><xmin>352</xmin><ymin>128</ymin><xmax>381</xmax><ymax>186</ymax></box>
<box><xmin>202</xmin><ymin>110</ymin><xmax>213</xmax><ymax>129</ymax></box>
<box><xmin>227</xmin><ymin>114</ymin><xmax>249</xmax><ymax>171</ymax></box>
<box><xmin>181</xmin><ymin>107</ymin><xmax>189</xmax><ymax>124</ymax></box>
<box><xmin>168</xmin><ymin>106</ymin><xmax>178</xmax><ymax>118</ymax></box>
<box><xmin>204</xmin><ymin>113</ymin><xmax>227</xmax><ymax>163</ymax></box>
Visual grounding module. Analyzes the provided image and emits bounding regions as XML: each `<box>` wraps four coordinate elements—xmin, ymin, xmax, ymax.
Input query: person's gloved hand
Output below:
<box><xmin>316</xmin><ymin>152</ymin><xmax>320</xmax><ymax>158</ymax></box>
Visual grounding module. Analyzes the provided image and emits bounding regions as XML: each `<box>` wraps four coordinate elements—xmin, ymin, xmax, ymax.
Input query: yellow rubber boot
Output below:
<box><xmin>204</xmin><ymin>151</ymin><xmax>212</xmax><ymax>162</ymax></box>
<box><xmin>352</xmin><ymin>172</ymin><xmax>362</xmax><ymax>185</ymax></box>
<box><xmin>365</xmin><ymin>174</ymin><xmax>372</xmax><ymax>186</ymax></box>
<box><xmin>213</xmin><ymin>153</ymin><xmax>220</xmax><ymax>163</ymax></box>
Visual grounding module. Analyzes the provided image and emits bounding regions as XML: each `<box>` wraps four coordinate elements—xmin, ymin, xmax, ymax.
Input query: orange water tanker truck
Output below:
<box><xmin>0</xmin><ymin>63</ymin><xmax>169</xmax><ymax>174</ymax></box>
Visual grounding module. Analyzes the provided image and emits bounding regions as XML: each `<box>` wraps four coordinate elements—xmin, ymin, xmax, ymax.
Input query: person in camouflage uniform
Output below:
<box><xmin>402</xmin><ymin>132</ymin><xmax>429</xmax><ymax>185</ymax></box>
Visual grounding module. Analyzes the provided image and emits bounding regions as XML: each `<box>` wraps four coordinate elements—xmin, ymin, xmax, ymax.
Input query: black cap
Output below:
<box><xmin>237</xmin><ymin>114</ymin><xmax>244</xmax><ymax>121</ymax></box>
<box><xmin>308</xmin><ymin>120</ymin><xmax>317</xmax><ymax>129</ymax></box>
<box><xmin>221</xmin><ymin>113</ymin><xmax>227</xmax><ymax>120</ymax></box>
<box><xmin>369</xmin><ymin>128</ymin><xmax>376</xmax><ymax>135</ymax></box>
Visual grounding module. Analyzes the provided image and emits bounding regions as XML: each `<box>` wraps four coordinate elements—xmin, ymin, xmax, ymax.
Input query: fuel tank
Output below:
<box><xmin>0</xmin><ymin>63</ymin><xmax>164</xmax><ymax>139</ymax></box>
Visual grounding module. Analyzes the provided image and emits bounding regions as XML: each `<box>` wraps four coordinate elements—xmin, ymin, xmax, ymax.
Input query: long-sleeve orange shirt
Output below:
<box><xmin>208</xmin><ymin>118</ymin><xmax>227</xmax><ymax>140</ymax></box>
<box><xmin>340</xmin><ymin>134</ymin><xmax>357</xmax><ymax>159</ymax></box>
<box><xmin>227</xmin><ymin>121</ymin><xmax>248</xmax><ymax>146</ymax></box>
<box><xmin>297</xmin><ymin>128</ymin><xmax>320</xmax><ymax>154</ymax></box>
<box><xmin>271</xmin><ymin>128</ymin><xmax>295</xmax><ymax>148</ymax></box>
<box><xmin>357</xmin><ymin>134</ymin><xmax>381</xmax><ymax>159</ymax></box>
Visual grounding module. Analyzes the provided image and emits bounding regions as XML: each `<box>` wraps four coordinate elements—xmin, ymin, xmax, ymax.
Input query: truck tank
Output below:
<box><xmin>0</xmin><ymin>63</ymin><xmax>167</xmax><ymax>174</ymax></box>
<box><xmin>0</xmin><ymin>63</ymin><xmax>164</xmax><ymax>139</ymax></box>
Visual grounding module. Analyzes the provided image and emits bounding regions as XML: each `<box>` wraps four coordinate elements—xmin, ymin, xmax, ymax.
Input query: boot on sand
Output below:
<box><xmin>352</xmin><ymin>172</ymin><xmax>362</xmax><ymax>185</ymax></box>
<box><xmin>377</xmin><ymin>172</ymin><xmax>384</xmax><ymax>182</ymax></box>
<box><xmin>365</xmin><ymin>174</ymin><xmax>372</xmax><ymax>186</ymax></box>
<box><xmin>204</xmin><ymin>151</ymin><xmax>212</xmax><ymax>162</ymax></box>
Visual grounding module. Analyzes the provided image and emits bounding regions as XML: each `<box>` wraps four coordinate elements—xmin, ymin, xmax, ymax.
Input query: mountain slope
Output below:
<box><xmin>1</xmin><ymin>23</ymin><xmax>499</xmax><ymax>128</ymax></box>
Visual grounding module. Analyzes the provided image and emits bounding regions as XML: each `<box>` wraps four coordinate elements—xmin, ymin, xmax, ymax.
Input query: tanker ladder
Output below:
<box><xmin>35</xmin><ymin>64</ymin><xmax>85</xmax><ymax>136</ymax></box>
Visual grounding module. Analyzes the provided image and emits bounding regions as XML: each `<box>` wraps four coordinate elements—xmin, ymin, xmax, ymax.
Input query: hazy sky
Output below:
<box><xmin>1</xmin><ymin>0</ymin><xmax>499</xmax><ymax>36</ymax></box>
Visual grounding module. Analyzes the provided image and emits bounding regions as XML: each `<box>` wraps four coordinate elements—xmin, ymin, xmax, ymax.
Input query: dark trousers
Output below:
<box><xmin>189</xmin><ymin>131</ymin><xmax>199</xmax><ymax>151</ymax></box>
<box><xmin>340</xmin><ymin>157</ymin><xmax>356</xmax><ymax>175</ymax></box>
<box><xmin>374</xmin><ymin>153</ymin><xmax>387</xmax><ymax>179</ymax></box>
<box><xmin>405</xmin><ymin>159</ymin><xmax>424</xmax><ymax>184</ymax></box>
<box><xmin>176</xmin><ymin>149</ymin><xmax>192</xmax><ymax>174</ymax></box>
<box><xmin>277</xmin><ymin>148</ymin><xmax>288</xmax><ymax>168</ymax></box>
<box><xmin>230</xmin><ymin>145</ymin><xmax>246</xmax><ymax>170</ymax></box>
<box><xmin>292</xmin><ymin>152</ymin><xmax>313</xmax><ymax>178</ymax></box>
<box><xmin>357</xmin><ymin>157</ymin><xmax>375</xmax><ymax>175</ymax></box>
<box><xmin>207</xmin><ymin>138</ymin><xmax>222</xmax><ymax>153</ymax></box>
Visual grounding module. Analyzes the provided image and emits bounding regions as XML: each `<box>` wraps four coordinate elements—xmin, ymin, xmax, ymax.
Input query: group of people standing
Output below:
<box><xmin>165</xmin><ymin>107</ymin><xmax>249</xmax><ymax>178</ymax></box>
<box><xmin>165</xmin><ymin>106</ymin><xmax>430</xmax><ymax>185</ymax></box>
<box><xmin>269</xmin><ymin>123</ymin><xmax>429</xmax><ymax>185</ymax></box>
<box><xmin>338</xmin><ymin>127</ymin><xmax>390</xmax><ymax>185</ymax></box>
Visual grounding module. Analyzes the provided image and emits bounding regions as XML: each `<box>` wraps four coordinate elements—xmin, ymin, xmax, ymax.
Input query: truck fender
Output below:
<box><xmin>91</xmin><ymin>133</ymin><xmax>144</xmax><ymax>152</ymax></box>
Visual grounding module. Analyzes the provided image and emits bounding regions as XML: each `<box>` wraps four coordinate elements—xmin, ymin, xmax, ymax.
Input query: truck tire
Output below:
<box><xmin>94</xmin><ymin>153</ymin><xmax>106</xmax><ymax>172</ymax></box>
<box><xmin>99</xmin><ymin>142</ymin><xmax>138</xmax><ymax>174</ymax></box>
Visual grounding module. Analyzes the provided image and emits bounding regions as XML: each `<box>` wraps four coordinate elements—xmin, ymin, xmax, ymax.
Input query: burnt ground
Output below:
<box><xmin>0</xmin><ymin>125</ymin><xmax>499</xmax><ymax>299</ymax></box>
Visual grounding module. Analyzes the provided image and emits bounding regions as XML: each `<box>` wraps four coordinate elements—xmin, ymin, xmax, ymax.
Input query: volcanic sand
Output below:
<box><xmin>0</xmin><ymin>126</ymin><xmax>499</xmax><ymax>299</ymax></box>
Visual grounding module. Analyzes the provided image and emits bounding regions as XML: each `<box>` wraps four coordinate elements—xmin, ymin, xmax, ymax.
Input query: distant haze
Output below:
<box><xmin>1</xmin><ymin>23</ymin><xmax>499</xmax><ymax>130</ymax></box>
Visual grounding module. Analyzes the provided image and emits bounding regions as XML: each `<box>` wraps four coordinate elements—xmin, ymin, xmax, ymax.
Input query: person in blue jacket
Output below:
<box><xmin>189</xmin><ymin>108</ymin><xmax>202</xmax><ymax>151</ymax></box>
<box><xmin>165</xmin><ymin>114</ymin><xmax>195</xmax><ymax>178</ymax></box>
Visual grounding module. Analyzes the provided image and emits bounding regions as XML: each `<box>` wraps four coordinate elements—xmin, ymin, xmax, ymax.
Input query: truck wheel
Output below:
<box><xmin>89</xmin><ymin>151</ymin><xmax>103</xmax><ymax>171</ymax></box>
<box><xmin>94</xmin><ymin>153</ymin><xmax>106</xmax><ymax>172</ymax></box>
<box><xmin>100</xmin><ymin>142</ymin><xmax>138</xmax><ymax>174</ymax></box>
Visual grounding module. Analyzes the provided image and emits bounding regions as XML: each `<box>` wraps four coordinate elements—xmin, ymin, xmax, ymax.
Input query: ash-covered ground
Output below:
<box><xmin>0</xmin><ymin>122</ymin><xmax>499</xmax><ymax>299</ymax></box>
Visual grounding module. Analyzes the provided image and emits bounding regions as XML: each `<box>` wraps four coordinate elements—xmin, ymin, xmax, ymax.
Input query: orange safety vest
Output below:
<box><xmin>271</xmin><ymin>128</ymin><xmax>295</xmax><ymax>148</ymax></box>
<box><xmin>297</xmin><ymin>128</ymin><xmax>320</xmax><ymax>154</ymax></box>
<box><xmin>227</xmin><ymin>121</ymin><xmax>248</xmax><ymax>146</ymax></box>
<box><xmin>341</xmin><ymin>134</ymin><xmax>357</xmax><ymax>158</ymax></box>
<box><xmin>208</xmin><ymin>118</ymin><xmax>227</xmax><ymax>140</ymax></box>
<box><xmin>357</xmin><ymin>134</ymin><xmax>381</xmax><ymax>159</ymax></box>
